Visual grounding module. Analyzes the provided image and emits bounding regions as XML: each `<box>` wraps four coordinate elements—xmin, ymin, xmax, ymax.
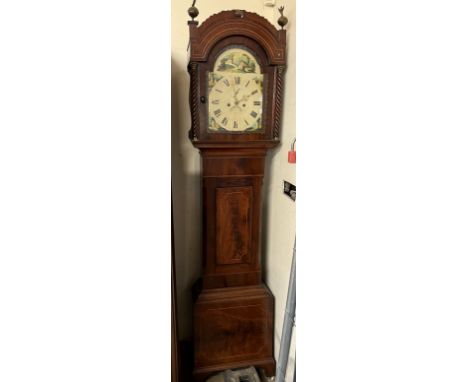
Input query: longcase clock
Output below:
<box><xmin>186</xmin><ymin>5</ymin><xmax>288</xmax><ymax>381</ymax></box>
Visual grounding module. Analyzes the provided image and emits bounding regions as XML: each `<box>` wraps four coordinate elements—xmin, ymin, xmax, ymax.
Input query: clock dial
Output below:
<box><xmin>208</xmin><ymin>48</ymin><xmax>263</xmax><ymax>132</ymax></box>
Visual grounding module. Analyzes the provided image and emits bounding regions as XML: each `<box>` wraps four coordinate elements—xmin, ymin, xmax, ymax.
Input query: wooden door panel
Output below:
<box><xmin>216</xmin><ymin>186</ymin><xmax>253</xmax><ymax>266</ymax></box>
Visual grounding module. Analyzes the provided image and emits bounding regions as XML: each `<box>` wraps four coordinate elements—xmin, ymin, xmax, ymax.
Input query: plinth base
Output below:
<box><xmin>193</xmin><ymin>284</ymin><xmax>275</xmax><ymax>381</ymax></box>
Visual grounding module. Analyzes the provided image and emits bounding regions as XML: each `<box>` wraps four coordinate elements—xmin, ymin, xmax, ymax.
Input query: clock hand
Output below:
<box><xmin>230</xmin><ymin>103</ymin><xmax>242</xmax><ymax>111</ymax></box>
<box><xmin>231</xmin><ymin>90</ymin><xmax>255</xmax><ymax>111</ymax></box>
<box><xmin>230</xmin><ymin>87</ymin><xmax>243</xmax><ymax>110</ymax></box>
<box><xmin>232</xmin><ymin>87</ymin><xmax>241</xmax><ymax>104</ymax></box>
<box><xmin>239</xmin><ymin>92</ymin><xmax>254</xmax><ymax>102</ymax></box>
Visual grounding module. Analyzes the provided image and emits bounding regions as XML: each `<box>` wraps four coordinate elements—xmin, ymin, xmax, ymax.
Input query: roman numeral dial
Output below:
<box><xmin>208</xmin><ymin>73</ymin><xmax>263</xmax><ymax>132</ymax></box>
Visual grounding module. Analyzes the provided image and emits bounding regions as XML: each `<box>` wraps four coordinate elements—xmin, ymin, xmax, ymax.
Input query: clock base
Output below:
<box><xmin>193</xmin><ymin>283</ymin><xmax>275</xmax><ymax>381</ymax></box>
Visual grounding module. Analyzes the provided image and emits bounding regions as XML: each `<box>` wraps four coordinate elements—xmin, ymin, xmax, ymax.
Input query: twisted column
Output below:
<box><xmin>188</xmin><ymin>62</ymin><xmax>200</xmax><ymax>140</ymax></box>
<box><xmin>273</xmin><ymin>65</ymin><xmax>286</xmax><ymax>140</ymax></box>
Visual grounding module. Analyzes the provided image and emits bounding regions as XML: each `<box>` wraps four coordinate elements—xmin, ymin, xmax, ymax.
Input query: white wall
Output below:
<box><xmin>171</xmin><ymin>1</ymin><xmax>295</xmax><ymax>378</ymax></box>
<box><xmin>262</xmin><ymin>2</ymin><xmax>296</xmax><ymax>379</ymax></box>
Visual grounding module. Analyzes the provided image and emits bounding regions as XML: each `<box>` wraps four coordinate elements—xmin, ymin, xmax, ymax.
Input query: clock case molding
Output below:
<box><xmin>186</xmin><ymin>10</ymin><xmax>287</xmax><ymax>381</ymax></box>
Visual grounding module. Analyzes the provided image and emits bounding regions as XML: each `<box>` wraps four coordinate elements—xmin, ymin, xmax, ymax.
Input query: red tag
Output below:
<box><xmin>288</xmin><ymin>150</ymin><xmax>296</xmax><ymax>163</ymax></box>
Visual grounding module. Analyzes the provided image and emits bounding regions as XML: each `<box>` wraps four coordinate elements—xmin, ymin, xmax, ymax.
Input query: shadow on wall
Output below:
<box><xmin>171</xmin><ymin>56</ymin><xmax>202</xmax><ymax>341</ymax></box>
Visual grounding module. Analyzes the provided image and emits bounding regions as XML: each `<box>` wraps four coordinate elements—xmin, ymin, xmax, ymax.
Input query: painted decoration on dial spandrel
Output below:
<box><xmin>208</xmin><ymin>48</ymin><xmax>263</xmax><ymax>133</ymax></box>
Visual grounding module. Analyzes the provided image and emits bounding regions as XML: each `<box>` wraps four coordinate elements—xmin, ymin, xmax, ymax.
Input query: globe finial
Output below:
<box><xmin>277</xmin><ymin>6</ymin><xmax>288</xmax><ymax>29</ymax></box>
<box><xmin>188</xmin><ymin>0</ymin><xmax>199</xmax><ymax>21</ymax></box>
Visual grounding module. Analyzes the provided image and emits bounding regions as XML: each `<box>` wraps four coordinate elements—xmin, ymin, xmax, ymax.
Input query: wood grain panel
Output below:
<box><xmin>203</xmin><ymin>156</ymin><xmax>265</xmax><ymax>177</ymax></box>
<box><xmin>198</xmin><ymin>304</ymin><xmax>268</xmax><ymax>364</ymax></box>
<box><xmin>216</xmin><ymin>187</ymin><xmax>252</xmax><ymax>265</ymax></box>
<box><xmin>193</xmin><ymin>284</ymin><xmax>274</xmax><ymax>378</ymax></box>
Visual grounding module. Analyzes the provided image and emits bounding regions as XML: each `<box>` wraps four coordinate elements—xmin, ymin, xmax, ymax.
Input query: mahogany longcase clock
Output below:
<box><xmin>186</xmin><ymin>5</ymin><xmax>287</xmax><ymax>381</ymax></box>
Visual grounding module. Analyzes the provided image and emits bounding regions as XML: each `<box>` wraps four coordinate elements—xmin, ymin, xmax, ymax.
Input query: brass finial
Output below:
<box><xmin>188</xmin><ymin>0</ymin><xmax>199</xmax><ymax>21</ymax></box>
<box><xmin>277</xmin><ymin>6</ymin><xmax>288</xmax><ymax>29</ymax></box>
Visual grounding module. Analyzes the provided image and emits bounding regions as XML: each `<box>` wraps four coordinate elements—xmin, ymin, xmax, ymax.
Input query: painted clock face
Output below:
<box><xmin>208</xmin><ymin>47</ymin><xmax>264</xmax><ymax>132</ymax></box>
